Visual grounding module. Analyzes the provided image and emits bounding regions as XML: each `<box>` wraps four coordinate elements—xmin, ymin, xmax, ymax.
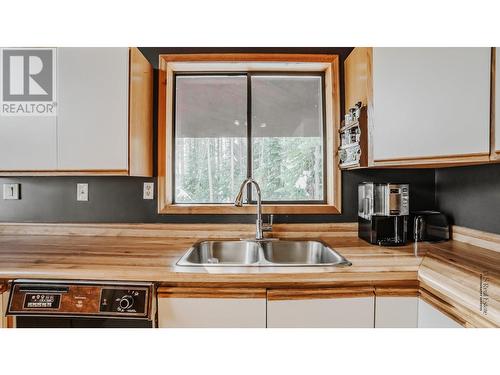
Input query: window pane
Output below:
<box><xmin>251</xmin><ymin>75</ymin><xmax>324</xmax><ymax>201</ymax></box>
<box><xmin>174</xmin><ymin>76</ymin><xmax>247</xmax><ymax>203</ymax></box>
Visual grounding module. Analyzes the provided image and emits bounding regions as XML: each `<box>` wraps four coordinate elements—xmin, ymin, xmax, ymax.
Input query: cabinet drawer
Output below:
<box><xmin>267</xmin><ymin>288</ymin><xmax>374</xmax><ymax>328</ymax></box>
<box><xmin>157</xmin><ymin>287</ymin><xmax>266</xmax><ymax>328</ymax></box>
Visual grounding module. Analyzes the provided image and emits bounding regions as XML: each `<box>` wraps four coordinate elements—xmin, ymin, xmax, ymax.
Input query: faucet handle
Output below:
<box><xmin>262</xmin><ymin>214</ymin><xmax>273</xmax><ymax>232</ymax></box>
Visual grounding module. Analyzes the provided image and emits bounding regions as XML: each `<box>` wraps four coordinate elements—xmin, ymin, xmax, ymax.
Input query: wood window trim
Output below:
<box><xmin>157</xmin><ymin>54</ymin><xmax>341</xmax><ymax>215</ymax></box>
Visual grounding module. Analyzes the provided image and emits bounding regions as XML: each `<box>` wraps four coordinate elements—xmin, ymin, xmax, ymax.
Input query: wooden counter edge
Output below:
<box><xmin>267</xmin><ymin>287</ymin><xmax>375</xmax><ymax>301</ymax></box>
<box><xmin>419</xmin><ymin>285</ymin><xmax>495</xmax><ymax>328</ymax></box>
<box><xmin>157</xmin><ymin>287</ymin><xmax>267</xmax><ymax>299</ymax></box>
<box><xmin>0</xmin><ymin>222</ymin><xmax>358</xmax><ymax>238</ymax></box>
<box><xmin>374</xmin><ymin>286</ymin><xmax>419</xmax><ymax>297</ymax></box>
<box><xmin>452</xmin><ymin>225</ymin><xmax>500</xmax><ymax>253</ymax></box>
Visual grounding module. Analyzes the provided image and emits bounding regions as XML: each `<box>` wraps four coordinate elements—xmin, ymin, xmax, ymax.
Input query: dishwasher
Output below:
<box><xmin>6</xmin><ymin>279</ymin><xmax>156</xmax><ymax>328</ymax></box>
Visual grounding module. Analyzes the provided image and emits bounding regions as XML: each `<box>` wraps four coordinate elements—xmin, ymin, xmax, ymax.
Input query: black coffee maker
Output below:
<box><xmin>358</xmin><ymin>182</ymin><xmax>409</xmax><ymax>246</ymax></box>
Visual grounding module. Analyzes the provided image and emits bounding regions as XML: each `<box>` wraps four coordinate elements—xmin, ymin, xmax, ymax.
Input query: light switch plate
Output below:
<box><xmin>3</xmin><ymin>183</ymin><xmax>20</xmax><ymax>200</ymax></box>
<box><xmin>143</xmin><ymin>182</ymin><xmax>154</xmax><ymax>200</ymax></box>
<box><xmin>77</xmin><ymin>183</ymin><xmax>88</xmax><ymax>201</ymax></box>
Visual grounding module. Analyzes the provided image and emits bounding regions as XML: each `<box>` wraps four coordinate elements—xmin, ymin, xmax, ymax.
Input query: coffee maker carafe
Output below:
<box><xmin>358</xmin><ymin>182</ymin><xmax>409</xmax><ymax>246</ymax></box>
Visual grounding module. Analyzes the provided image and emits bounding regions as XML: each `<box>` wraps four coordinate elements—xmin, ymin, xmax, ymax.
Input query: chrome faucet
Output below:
<box><xmin>234</xmin><ymin>178</ymin><xmax>273</xmax><ymax>240</ymax></box>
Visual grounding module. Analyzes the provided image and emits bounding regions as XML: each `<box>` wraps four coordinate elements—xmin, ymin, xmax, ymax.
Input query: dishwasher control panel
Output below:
<box><xmin>7</xmin><ymin>280</ymin><xmax>153</xmax><ymax>319</ymax></box>
<box><xmin>99</xmin><ymin>287</ymin><xmax>148</xmax><ymax>314</ymax></box>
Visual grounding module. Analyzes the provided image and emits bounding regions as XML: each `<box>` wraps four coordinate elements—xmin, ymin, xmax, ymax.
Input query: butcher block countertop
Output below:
<box><xmin>0</xmin><ymin>224</ymin><xmax>423</xmax><ymax>285</ymax></box>
<box><xmin>0</xmin><ymin>223</ymin><xmax>498</xmax><ymax>327</ymax></box>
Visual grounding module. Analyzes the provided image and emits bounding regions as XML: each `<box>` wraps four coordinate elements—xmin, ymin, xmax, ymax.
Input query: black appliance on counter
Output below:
<box><xmin>6</xmin><ymin>279</ymin><xmax>155</xmax><ymax>328</ymax></box>
<box><xmin>358</xmin><ymin>182</ymin><xmax>409</xmax><ymax>246</ymax></box>
<box><xmin>410</xmin><ymin>210</ymin><xmax>450</xmax><ymax>242</ymax></box>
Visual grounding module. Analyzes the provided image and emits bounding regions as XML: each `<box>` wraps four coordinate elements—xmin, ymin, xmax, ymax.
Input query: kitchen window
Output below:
<box><xmin>158</xmin><ymin>54</ymin><xmax>341</xmax><ymax>214</ymax></box>
<box><xmin>174</xmin><ymin>73</ymin><xmax>325</xmax><ymax>204</ymax></box>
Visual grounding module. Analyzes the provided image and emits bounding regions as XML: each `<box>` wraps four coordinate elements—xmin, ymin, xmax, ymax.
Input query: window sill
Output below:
<box><xmin>158</xmin><ymin>204</ymin><xmax>341</xmax><ymax>215</ymax></box>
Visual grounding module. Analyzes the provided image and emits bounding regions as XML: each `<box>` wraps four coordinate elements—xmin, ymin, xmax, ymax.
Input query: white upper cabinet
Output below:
<box><xmin>0</xmin><ymin>116</ymin><xmax>57</xmax><ymax>170</ymax></box>
<box><xmin>57</xmin><ymin>48</ymin><xmax>129</xmax><ymax>171</ymax></box>
<box><xmin>372</xmin><ymin>48</ymin><xmax>490</xmax><ymax>162</ymax></box>
<box><xmin>345</xmin><ymin>47</ymin><xmax>492</xmax><ymax>167</ymax></box>
<box><xmin>0</xmin><ymin>47</ymin><xmax>152</xmax><ymax>176</ymax></box>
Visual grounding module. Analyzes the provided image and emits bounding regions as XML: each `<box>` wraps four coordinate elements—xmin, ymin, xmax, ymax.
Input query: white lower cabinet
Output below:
<box><xmin>156</xmin><ymin>288</ymin><xmax>464</xmax><ymax>328</ymax></box>
<box><xmin>267</xmin><ymin>290</ymin><xmax>375</xmax><ymax>328</ymax></box>
<box><xmin>375</xmin><ymin>296</ymin><xmax>463</xmax><ymax>328</ymax></box>
<box><xmin>375</xmin><ymin>296</ymin><xmax>418</xmax><ymax>328</ymax></box>
<box><xmin>417</xmin><ymin>299</ymin><xmax>463</xmax><ymax>328</ymax></box>
<box><xmin>157</xmin><ymin>288</ymin><xmax>267</xmax><ymax>328</ymax></box>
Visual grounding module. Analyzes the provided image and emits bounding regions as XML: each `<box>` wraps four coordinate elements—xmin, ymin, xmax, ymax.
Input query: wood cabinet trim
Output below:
<box><xmin>372</xmin><ymin>152</ymin><xmax>490</xmax><ymax>168</ymax></box>
<box><xmin>343</xmin><ymin>47</ymin><xmax>373</xmax><ymax>166</ymax></box>
<box><xmin>0</xmin><ymin>170</ymin><xmax>129</xmax><ymax>176</ymax></box>
<box><xmin>157</xmin><ymin>53</ymin><xmax>342</xmax><ymax>215</ymax></box>
<box><xmin>128</xmin><ymin>47</ymin><xmax>153</xmax><ymax>177</ymax></box>
<box><xmin>490</xmin><ymin>47</ymin><xmax>497</xmax><ymax>160</ymax></box>
<box><xmin>267</xmin><ymin>287</ymin><xmax>374</xmax><ymax>301</ymax></box>
<box><xmin>157</xmin><ymin>287</ymin><xmax>267</xmax><ymax>299</ymax></box>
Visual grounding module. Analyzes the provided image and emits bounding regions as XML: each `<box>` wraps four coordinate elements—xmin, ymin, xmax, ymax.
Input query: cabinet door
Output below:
<box><xmin>157</xmin><ymin>288</ymin><xmax>266</xmax><ymax>328</ymax></box>
<box><xmin>418</xmin><ymin>299</ymin><xmax>463</xmax><ymax>328</ymax></box>
<box><xmin>0</xmin><ymin>116</ymin><xmax>57</xmax><ymax>170</ymax></box>
<box><xmin>372</xmin><ymin>47</ymin><xmax>491</xmax><ymax>163</ymax></box>
<box><xmin>57</xmin><ymin>48</ymin><xmax>129</xmax><ymax>171</ymax></box>
<box><xmin>267</xmin><ymin>289</ymin><xmax>374</xmax><ymax>328</ymax></box>
<box><xmin>375</xmin><ymin>296</ymin><xmax>418</xmax><ymax>328</ymax></box>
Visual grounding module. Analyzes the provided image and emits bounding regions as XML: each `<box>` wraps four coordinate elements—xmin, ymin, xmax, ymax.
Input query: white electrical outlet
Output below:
<box><xmin>77</xmin><ymin>183</ymin><xmax>89</xmax><ymax>201</ymax></box>
<box><xmin>143</xmin><ymin>182</ymin><xmax>154</xmax><ymax>200</ymax></box>
<box><xmin>3</xmin><ymin>183</ymin><xmax>20</xmax><ymax>200</ymax></box>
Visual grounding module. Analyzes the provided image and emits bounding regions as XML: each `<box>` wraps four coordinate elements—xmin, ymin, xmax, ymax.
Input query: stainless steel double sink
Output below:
<box><xmin>176</xmin><ymin>239</ymin><xmax>352</xmax><ymax>268</ymax></box>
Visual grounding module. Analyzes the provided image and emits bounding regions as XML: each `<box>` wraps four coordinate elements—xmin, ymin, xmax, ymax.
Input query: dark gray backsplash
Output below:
<box><xmin>0</xmin><ymin>169</ymin><xmax>436</xmax><ymax>223</ymax></box>
<box><xmin>436</xmin><ymin>163</ymin><xmax>500</xmax><ymax>234</ymax></box>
